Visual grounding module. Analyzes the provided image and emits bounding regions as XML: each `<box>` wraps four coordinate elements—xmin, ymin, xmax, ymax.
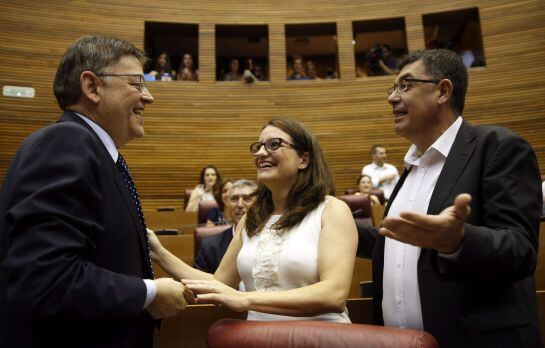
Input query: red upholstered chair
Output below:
<box><xmin>344</xmin><ymin>188</ymin><xmax>386</xmax><ymax>205</ymax></box>
<box><xmin>340</xmin><ymin>194</ymin><xmax>373</xmax><ymax>226</ymax></box>
<box><xmin>207</xmin><ymin>319</ymin><xmax>438</xmax><ymax>348</ymax></box>
<box><xmin>198</xmin><ymin>200</ymin><xmax>219</xmax><ymax>224</ymax></box>
<box><xmin>194</xmin><ymin>224</ymin><xmax>232</xmax><ymax>257</ymax></box>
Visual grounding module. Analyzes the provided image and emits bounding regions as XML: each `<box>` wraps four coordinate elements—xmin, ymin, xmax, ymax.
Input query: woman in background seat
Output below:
<box><xmin>355</xmin><ymin>174</ymin><xmax>381</xmax><ymax>206</ymax></box>
<box><xmin>185</xmin><ymin>165</ymin><xmax>222</xmax><ymax>212</ymax></box>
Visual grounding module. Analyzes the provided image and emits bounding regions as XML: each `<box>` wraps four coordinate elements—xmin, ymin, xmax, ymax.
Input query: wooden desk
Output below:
<box><xmin>154</xmin><ymin>235</ymin><xmax>194</xmax><ymax>278</ymax></box>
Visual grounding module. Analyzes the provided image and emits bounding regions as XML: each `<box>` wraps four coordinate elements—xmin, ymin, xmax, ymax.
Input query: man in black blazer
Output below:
<box><xmin>195</xmin><ymin>179</ymin><xmax>257</xmax><ymax>274</ymax></box>
<box><xmin>357</xmin><ymin>49</ymin><xmax>542</xmax><ymax>347</ymax></box>
<box><xmin>0</xmin><ymin>36</ymin><xmax>190</xmax><ymax>348</ymax></box>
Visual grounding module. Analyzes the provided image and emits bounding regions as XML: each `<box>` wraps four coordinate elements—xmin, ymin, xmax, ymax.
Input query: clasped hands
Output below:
<box><xmin>379</xmin><ymin>193</ymin><xmax>472</xmax><ymax>254</ymax></box>
<box><xmin>182</xmin><ymin>279</ymin><xmax>248</xmax><ymax>312</ymax></box>
<box><xmin>146</xmin><ymin>278</ymin><xmax>195</xmax><ymax>319</ymax></box>
<box><xmin>146</xmin><ymin>278</ymin><xmax>246</xmax><ymax>318</ymax></box>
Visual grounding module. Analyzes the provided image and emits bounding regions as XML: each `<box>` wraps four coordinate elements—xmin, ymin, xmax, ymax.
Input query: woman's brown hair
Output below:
<box><xmin>245</xmin><ymin>118</ymin><xmax>335</xmax><ymax>237</ymax></box>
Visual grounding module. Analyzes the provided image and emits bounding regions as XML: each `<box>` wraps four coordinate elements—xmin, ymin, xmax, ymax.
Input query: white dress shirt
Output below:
<box><xmin>76</xmin><ymin>113</ymin><xmax>156</xmax><ymax>309</ymax></box>
<box><xmin>362</xmin><ymin>162</ymin><xmax>399</xmax><ymax>200</ymax></box>
<box><xmin>382</xmin><ymin>116</ymin><xmax>463</xmax><ymax>330</ymax></box>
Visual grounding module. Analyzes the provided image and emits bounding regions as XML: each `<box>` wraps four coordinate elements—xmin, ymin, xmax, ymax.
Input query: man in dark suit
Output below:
<box><xmin>0</xmin><ymin>36</ymin><xmax>190</xmax><ymax>348</ymax></box>
<box><xmin>195</xmin><ymin>179</ymin><xmax>257</xmax><ymax>274</ymax></box>
<box><xmin>357</xmin><ymin>49</ymin><xmax>542</xmax><ymax>347</ymax></box>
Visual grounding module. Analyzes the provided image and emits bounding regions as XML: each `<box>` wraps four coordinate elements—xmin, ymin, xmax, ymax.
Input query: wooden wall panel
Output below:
<box><xmin>0</xmin><ymin>0</ymin><xmax>544</xmax><ymax>209</ymax></box>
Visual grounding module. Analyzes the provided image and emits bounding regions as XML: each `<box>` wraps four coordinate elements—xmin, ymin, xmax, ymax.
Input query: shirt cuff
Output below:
<box><xmin>142</xmin><ymin>279</ymin><xmax>157</xmax><ymax>309</ymax></box>
<box><xmin>439</xmin><ymin>246</ymin><xmax>463</xmax><ymax>260</ymax></box>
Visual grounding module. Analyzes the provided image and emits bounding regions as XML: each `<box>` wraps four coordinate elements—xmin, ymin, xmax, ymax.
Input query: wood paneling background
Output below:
<box><xmin>1</xmin><ymin>0</ymin><xmax>544</xmax><ymax>209</ymax></box>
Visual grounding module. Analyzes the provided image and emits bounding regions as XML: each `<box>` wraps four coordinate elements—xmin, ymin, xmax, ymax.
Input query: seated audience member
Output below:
<box><xmin>149</xmin><ymin>118</ymin><xmax>357</xmax><ymax>321</ymax></box>
<box><xmin>207</xmin><ymin>179</ymin><xmax>234</xmax><ymax>225</ymax></box>
<box><xmin>185</xmin><ymin>165</ymin><xmax>222</xmax><ymax>212</ymax></box>
<box><xmin>362</xmin><ymin>144</ymin><xmax>399</xmax><ymax>200</ymax></box>
<box><xmin>243</xmin><ymin>58</ymin><xmax>264</xmax><ymax>83</ymax></box>
<box><xmin>366</xmin><ymin>43</ymin><xmax>397</xmax><ymax>76</ymax></box>
<box><xmin>379</xmin><ymin>44</ymin><xmax>398</xmax><ymax>75</ymax></box>
<box><xmin>177</xmin><ymin>53</ymin><xmax>199</xmax><ymax>81</ymax></box>
<box><xmin>149</xmin><ymin>51</ymin><xmax>176</xmax><ymax>81</ymax></box>
<box><xmin>288</xmin><ymin>55</ymin><xmax>310</xmax><ymax>80</ymax></box>
<box><xmin>357</xmin><ymin>49</ymin><xmax>542</xmax><ymax>347</ymax></box>
<box><xmin>355</xmin><ymin>174</ymin><xmax>381</xmax><ymax>206</ymax></box>
<box><xmin>306</xmin><ymin>61</ymin><xmax>321</xmax><ymax>80</ymax></box>
<box><xmin>223</xmin><ymin>58</ymin><xmax>242</xmax><ymax>81</ymax></box>
<box><xmin>195</xmin><ymin>179</ymin><xmax>257</xmax><ymax>274</ymax></box>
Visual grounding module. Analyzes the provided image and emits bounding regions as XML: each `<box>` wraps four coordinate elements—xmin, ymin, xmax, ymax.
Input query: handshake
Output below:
<box><xmin>146</xmin><ymin>278</ymin><xmax>196</xmax><ymax>319</ymax></box>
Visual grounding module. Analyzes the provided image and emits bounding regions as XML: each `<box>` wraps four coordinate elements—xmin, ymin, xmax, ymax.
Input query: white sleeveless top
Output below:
<box><xmin>237</xmin><ymin>195</ymin><xmax>351</xmax><ymax>322</ymax></box>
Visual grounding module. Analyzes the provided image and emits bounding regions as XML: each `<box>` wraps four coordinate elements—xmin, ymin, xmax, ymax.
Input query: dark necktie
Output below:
<box><xmin>116</xmin><ymin>153</ymin><xmax>154</xmax><ymax>278</ymax></box>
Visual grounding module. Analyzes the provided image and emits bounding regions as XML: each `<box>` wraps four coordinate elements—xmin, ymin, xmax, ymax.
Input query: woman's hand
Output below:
<box><xmin>182</xmin><ymin>279</ymin><xmax>249</xmax><ymax>312</ymax></box>
<box><xmin>193</xmin><ymin>184</ymin><xmax>205</xmax><ymax>195</ymax></box>
<box><xmin>147</xmin><ymin>228</ymin><xmax>165</xmax><ymax>261</ymax></box>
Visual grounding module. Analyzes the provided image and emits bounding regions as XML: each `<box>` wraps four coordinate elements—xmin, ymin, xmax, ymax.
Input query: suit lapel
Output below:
<box><xmin>59</xmin><ymin>112</ymin><xmax>147</xmax><ymax>261</ymax></box>
<box><xmin>427</xmin><ymin>120</ymin><xmax>477</xmax><ymax>215</ymax></box>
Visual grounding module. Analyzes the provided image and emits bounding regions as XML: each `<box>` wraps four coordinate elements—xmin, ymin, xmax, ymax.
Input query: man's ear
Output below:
<box><xmin>437</xmin><ymin>79</ymin><xmax>453</xmax><ymax>107</ymax></box>
<box><xmin>298</xmin><ymin>152</ymin><xmax>309</xmax><ymax>170</ymax></box>
<box><xmin>80</xmin><ymin>71</ymin><xmax>101</xmax><ymax>104</ymax></box>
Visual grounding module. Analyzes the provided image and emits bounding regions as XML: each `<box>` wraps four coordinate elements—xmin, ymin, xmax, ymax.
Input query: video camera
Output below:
<box><xmin>365</xmin><ymin>43</ymin><xmax>387</xmax><ymax>76</ymax></box>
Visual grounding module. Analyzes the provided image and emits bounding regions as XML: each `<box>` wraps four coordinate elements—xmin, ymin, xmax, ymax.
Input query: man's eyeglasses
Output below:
<box><xmin>96</xmin><ymin>73</ymin><xmax>147</xmax><ymax>92</ymax></box>
<box><xmin>249</xmin><ymin>138</ymin><xmax>296</xmax><ymax>155</ymax></box>
<box><xmin>387</xmin><ymin>78</ymin><xmax>440</xmax><ymax>96</ymax></box>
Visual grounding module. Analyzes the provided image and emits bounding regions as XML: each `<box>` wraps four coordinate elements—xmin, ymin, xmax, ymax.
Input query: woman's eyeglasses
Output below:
<box><xmin>249</xmin><ymin>138</ymin><xmax>296</xmax><ymax>155</ymax></box>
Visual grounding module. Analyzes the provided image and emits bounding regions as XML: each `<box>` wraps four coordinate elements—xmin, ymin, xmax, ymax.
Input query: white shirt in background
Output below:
<box><xmin>362</xmin><ymin>162</ymin><xmax>400</xmax><ymax>200</ymax></box>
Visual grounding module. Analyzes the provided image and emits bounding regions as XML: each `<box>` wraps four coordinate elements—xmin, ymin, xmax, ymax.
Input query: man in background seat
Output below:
<box><xmin>195</xmin><ymin>179</ymin><xmax>257</xmax><ymax>274</ymax></box>
<box><xmin>362</xmin><ymin>144</ymin><xmax>399</xmax><ymax>200</ymax></box>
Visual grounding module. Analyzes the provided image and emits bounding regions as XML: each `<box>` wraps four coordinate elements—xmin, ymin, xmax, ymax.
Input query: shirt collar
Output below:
<box><xmin>75</xmin><ymin>112</ymin><xmax>119</xmax><ymax>163</ymax></box>
<box><xmin>404</xmin><ymin>116</ymin><xmax>463</xmax><ymax>169</ymax></box>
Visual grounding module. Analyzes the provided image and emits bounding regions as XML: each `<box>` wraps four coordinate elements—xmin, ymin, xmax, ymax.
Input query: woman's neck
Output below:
<box><xmin>270</xmin><ymin>186</ymin><xmax>291</xmax><ymax>214</ymax></box>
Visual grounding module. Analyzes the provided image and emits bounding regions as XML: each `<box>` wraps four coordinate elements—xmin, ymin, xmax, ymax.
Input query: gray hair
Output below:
<box><xmin>53</xmin><ymin>35</ymin><xmax>147</xmax><ymax>110</ymax></box>
<box><xmin>229</xmin><ymin>179</ymin><xmax>257</xmax><ymax>196</ymax></box>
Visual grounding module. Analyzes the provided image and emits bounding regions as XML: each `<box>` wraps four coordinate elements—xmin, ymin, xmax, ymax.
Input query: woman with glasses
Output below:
<box><xmin>185</xmin><ymin>165</ymin><xmax>222</xmax><ymax>213</ymax></box>
<box><xmin>149</xmin><ymin>118</ymin><xmax>357</xmax><ymax>322</ymax></box>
